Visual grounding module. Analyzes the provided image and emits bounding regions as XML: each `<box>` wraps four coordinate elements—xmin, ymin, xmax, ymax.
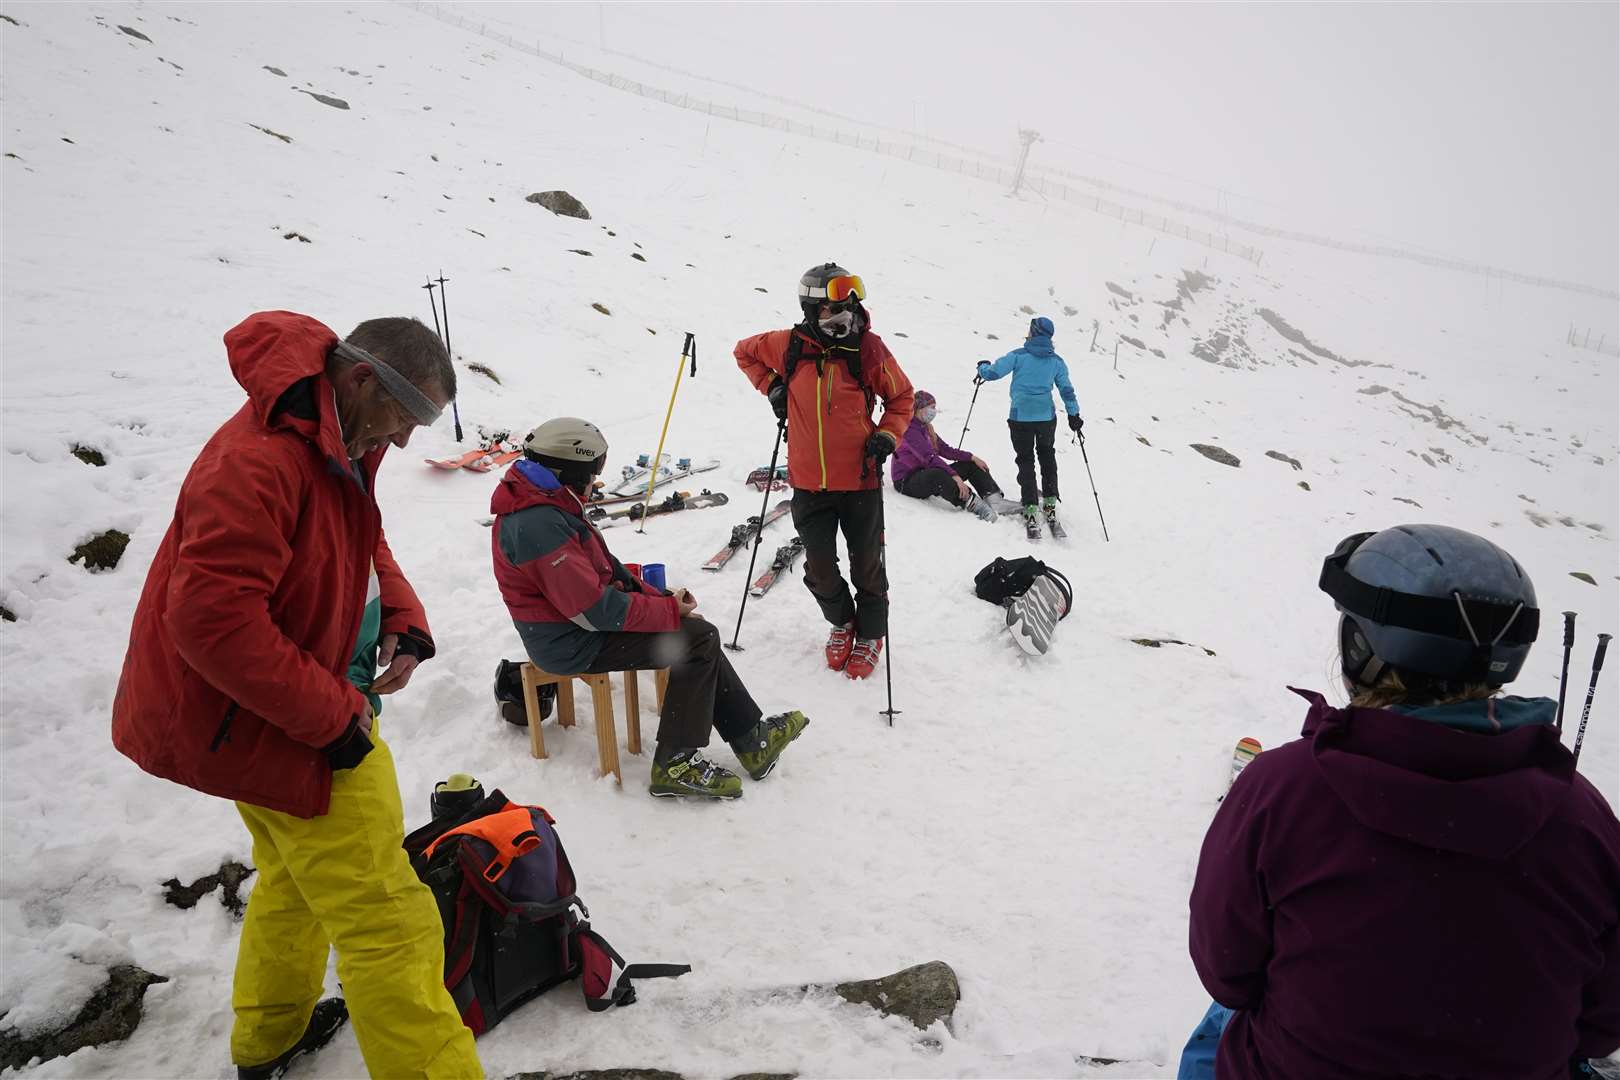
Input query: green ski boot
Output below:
<box><xmin>648</xmin><ymin>749</ymin><xmax>743</xmax><ymax>800</ymax></box>
<box><xmin>732</xmin><ymin>710</ymin><xmax>810</xmax><ymax>781</ymax></box>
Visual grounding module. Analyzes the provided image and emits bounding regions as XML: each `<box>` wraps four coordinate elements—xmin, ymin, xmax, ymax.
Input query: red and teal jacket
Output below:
<box><xmin>490</xmin><ymin>459</ymin><xmax>678</xmax><ymax>673</ymax></box>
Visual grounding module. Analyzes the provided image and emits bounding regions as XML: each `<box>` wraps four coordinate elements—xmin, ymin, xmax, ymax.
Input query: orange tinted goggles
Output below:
<box><xmin>823</xmin><ymin>275</ymin><xmax>866</xmax><ymax>303</ymax></box>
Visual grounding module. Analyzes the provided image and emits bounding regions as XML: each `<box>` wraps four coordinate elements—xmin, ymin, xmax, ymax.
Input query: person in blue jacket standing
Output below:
<box><xmin>975</xmin><ymin>316</ymin><xmax>1082</xmax><ymax>537</ymax></box>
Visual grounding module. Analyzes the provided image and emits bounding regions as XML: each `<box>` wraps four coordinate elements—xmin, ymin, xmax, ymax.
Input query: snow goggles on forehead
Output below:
<box><xmin>332</xmin><ymin>340</ymin><xmax>444</xmax><ymax>426</ymax></box>
<box><xmin>799</xmin><ymin>274</ymin><xmax>866</xmax><ymax>304</ymax></box>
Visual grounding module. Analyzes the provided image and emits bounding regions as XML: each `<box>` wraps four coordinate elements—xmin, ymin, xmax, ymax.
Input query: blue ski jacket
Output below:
<box><xmin>976</xmin><ymin>317</ymin><xmax>1081</xmax><ymax>423</ymax></box>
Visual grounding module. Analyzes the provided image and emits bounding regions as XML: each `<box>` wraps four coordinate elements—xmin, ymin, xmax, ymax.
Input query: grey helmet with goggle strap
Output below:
<box><xmin>797</xmin><ymin>263</ymin><xmax>866</xmax><ymax>341</ymax></box>
<box><xmin>1319</xmin><ymin>524</ymin><xmax>1539</xmax><ymax>690</ymax></box>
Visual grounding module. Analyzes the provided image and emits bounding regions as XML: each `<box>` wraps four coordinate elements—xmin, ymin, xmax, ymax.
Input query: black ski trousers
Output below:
<box><xmin>1008</xmin><ymin>418</ymin><xmax>1059</xmax><ymax>507</ymax></box>
<box><xmin>896</xmin><ymin>459</ymin><xmax>1002</xmax><ymax>508</ymax></box>
<box><xmin>791</xmin><ymin>488</ymin><xmax>887</xmax><ymax>639</ymax></box>
<box><xmin>582</xmin><ymin>617</ymin><xmax>759</xmax><ymax>752</ymax></box>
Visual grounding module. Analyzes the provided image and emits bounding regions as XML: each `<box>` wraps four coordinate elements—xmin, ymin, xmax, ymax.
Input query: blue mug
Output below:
<box><xmin>642</xmin><ymin>563</ymin><xmax>667</xmax><ymax>592</ymax></box>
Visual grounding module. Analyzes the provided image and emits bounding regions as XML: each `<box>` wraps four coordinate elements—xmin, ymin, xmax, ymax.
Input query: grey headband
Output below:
<box><xmin>332</xmin><ymin>340</ymin><xmax>444</xmax><ymax>426</ymax></box>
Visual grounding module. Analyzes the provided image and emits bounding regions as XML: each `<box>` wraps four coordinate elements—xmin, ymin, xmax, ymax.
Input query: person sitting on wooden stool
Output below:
<box><xmin>490</xmin><ymin>417</ymin><xmax>809</xmax><ymax>800</ymax></box>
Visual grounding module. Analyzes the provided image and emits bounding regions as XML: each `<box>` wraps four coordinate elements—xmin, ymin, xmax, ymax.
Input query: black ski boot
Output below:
<box><xmin>237</xmin><ymin>998</ymin><xmax>349</xmax><ymax>1080</ymax></box>
<box><xmin>1022</xmin><ymin>505</ymin><xmax>1042</xmax><ymax>541</ymax></box>
<box><xmin>494</xmin><ymin>658</ymin><xmax>553</xmax><ymax>726</ymax></box>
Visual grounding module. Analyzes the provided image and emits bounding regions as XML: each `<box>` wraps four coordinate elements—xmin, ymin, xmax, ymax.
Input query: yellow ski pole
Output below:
<box><xmin>637</xmin><ymin>333</ymin><xmax>697</xmax><ymax>534</ymax></box>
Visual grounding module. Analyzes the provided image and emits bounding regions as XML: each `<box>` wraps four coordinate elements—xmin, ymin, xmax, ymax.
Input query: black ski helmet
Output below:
<box><xmin>797</xmin><ymin>262</ymin><xmax>865</xmax><ymax>323</ymax></box>
<box><xmin>1319</xmin><ymin>524</ymin><xmax>1539</xmax><ymax>689</ymax></box>
<box><xmin>522</xmin><ymin>417</ymin><xmax>608</xmax><ymax>490</ymax></box>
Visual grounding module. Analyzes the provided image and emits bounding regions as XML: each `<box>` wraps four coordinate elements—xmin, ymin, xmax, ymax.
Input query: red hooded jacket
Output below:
<box><xmin>490</xmin><ymin>459</ymin><xmax>678</xmax><ymax>674</ymax></box>
<box><xmin>112</xmin><ymin>311</ymin><xmax>434</xmax><ymax>818</ymax></box>
<box><xmin>735</xmin><ymin>325</ymin><xmax>914</xmax><ymax>492</ymax></box>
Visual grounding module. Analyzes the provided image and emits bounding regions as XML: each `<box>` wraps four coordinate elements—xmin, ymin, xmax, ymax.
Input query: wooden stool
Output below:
<box><xmin>520</xmin><ymin>663</ymin><xmax>670</xmax><ymax>784</ymax></box>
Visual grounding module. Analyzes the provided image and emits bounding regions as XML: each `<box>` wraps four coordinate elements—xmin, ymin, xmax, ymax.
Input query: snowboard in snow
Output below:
<box><xmin>1005</xmin><ymin>573</ymin><xmax>1070</xmax><ymax>656</ymax></box>
<box><xmin>1219</xmin><ymin>737</ymin><xmax>1263</xmax><ymax>800</ymax></box>
<box><xmin>701</xmin><ymin>499</ymin><xmax>793</xmax><ymax>571</ymax></box>
<box><xmin>749</xmin><ymin>537</ymin><xmax>805</xmax><ymax>596</ymax></box>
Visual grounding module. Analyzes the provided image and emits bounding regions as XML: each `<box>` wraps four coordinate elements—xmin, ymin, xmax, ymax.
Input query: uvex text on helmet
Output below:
<box><xmin>522</xmin><ymin>417</ymin><xmax>608</xmax><ymax>463</ymax></box>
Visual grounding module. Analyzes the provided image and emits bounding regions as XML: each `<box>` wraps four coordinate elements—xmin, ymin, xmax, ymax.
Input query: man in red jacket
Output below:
<box><xmin>491</xmin><ymin>417</ymin><xmax>808</xmax><ymax>800</ymax></box>
<box><xmin>112</xmin><ymin>312</ymin><xmax>482</xmax><ymax>1078</ymax></box>
<box><xmin>735</xmin><ymin>264</ymin><xmax>915</xmax><ymax>679</ymax></box>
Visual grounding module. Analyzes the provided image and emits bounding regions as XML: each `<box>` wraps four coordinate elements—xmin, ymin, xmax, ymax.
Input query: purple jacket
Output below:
<box><xmin>890</xmin><ymin>418</ymin><xmax>972</xmax><ymax>488</ymax></box>
<box><xmin>1190</xmin><ymin>689</ymin><xmax>1620</xmax><ymax>1080</ymax></box>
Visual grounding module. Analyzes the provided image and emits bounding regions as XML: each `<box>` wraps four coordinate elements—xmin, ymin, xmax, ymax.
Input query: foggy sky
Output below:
<box><xmin>452</xmin><ymin>1</ymin><xmax>1620</xmax><ymax>293</ymax></box>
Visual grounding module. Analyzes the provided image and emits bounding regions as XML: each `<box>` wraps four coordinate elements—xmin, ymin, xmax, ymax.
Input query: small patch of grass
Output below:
<box><xmin>69</xmin><ymin>530</ymin><xmax>130</xmax><ymax>571</ymax></box>
<box><xmin>72</xmin><ymin>445</ymin><xmax>107</xmax><ymax>467</ymax></box>
<box><xmin>466</xmin><ymin>362</ymin><xmax>501</xmax><ymax>385</ymax></box>
<box><xmin>591</xmin><ymin>302</ymin><xmax>611</xmax><ymax>316</ymax></box>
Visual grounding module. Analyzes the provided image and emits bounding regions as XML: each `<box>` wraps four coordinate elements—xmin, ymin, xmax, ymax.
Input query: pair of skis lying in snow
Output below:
<box><xmin>701</xmin><ymin>499</ymin><xmax>804</xmax><ymax>596</ymax></box>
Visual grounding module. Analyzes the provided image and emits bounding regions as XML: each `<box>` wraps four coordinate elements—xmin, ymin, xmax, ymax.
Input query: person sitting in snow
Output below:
<box><xmin>975</xmin><ymin>316</ymin><xmax>1082</xmax><ymax>539</ymax></box>
<box><xmin>489</xmin><ymin>417</ymin><xmax>808</xmax><ymax>800</ymax></box>
<box><xmin>1178</xmin><ymin>524</ymin><xmax>1620</xmax><ymax>1080</ymax></box>
<box><xmin>735</xmin><ymin>262</ymin><xmax>915</xmax><ymax>680</ymax></box>
<box><xmin>890</xmin><ymin>389</ymin><xmax>1008</xmax><ymax>522</ymax></box>
<box><xmin>111</xmin><ymin>312</ymin><xmax>483</xmax><ymax>1079</ymax></box>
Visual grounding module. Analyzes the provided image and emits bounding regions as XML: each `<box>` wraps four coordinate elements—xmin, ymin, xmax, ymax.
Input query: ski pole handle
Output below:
<box><xmin>1564</xmin><ymin>611</ymin><xmax>1578</xmax><ymax>648</ymax></box>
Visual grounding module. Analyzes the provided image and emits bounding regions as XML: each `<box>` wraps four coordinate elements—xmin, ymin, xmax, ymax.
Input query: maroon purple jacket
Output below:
<box><xmin>1190</xmin><ymin>689</ymin><xmax>1620</xmax><ymax>1080</ymax></box>
<box><xmin>889</xmin><ymin>416</ymin><xmax>972</xmax><ymax>488</ymax></box>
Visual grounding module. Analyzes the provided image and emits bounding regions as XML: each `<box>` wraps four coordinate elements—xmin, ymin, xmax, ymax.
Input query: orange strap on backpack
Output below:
<box><xmin>423</xmin><ymin>801</ymin><xmax>553</xmax><ymax>884</ymax></box>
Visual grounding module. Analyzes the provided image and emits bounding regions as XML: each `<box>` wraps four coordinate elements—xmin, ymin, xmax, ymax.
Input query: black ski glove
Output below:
<box><xmin>1068</xmin><ymin>414</ymin><xmax>1084</xmax><ymax>433</ymax></box>
<box><xmin>865</xmin><ymin>431</ymin><xmax>895</xmax><ymax>464</ymax></box>
<box><xmin>767</xmin><ymin>379</ymin><xmax>789</xmax><ymax>421</ymax></box>
<box><xmin>323</xmin><ymin>714</ymin><xmax>374</xmax><ymax>772</ymax></box>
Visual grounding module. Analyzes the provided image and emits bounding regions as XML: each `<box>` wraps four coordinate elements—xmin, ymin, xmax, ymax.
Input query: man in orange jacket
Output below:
<box><xmin>735</xmin><ymin>264</ymin><xmax>915</xmax><ymax>679</ymax></box>
<box><xmin>112</xmin><ymin>312</ymin><xmax>482</xmax><ymax>1078</ymax></box>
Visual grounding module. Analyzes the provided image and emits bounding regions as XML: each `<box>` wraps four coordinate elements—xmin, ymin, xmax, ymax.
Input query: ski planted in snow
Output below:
<box><xmin>1219</xmin><ymin>737</ymin><xmax>1263</xmax><ymax>800</ymax></box>
<box><xmin>701</xmin><ymin>499</ymin><xmax>793</xmax><ymax>571</ymax></box>
<box><xmin>1005</xmin><ymin>572</ymin><xmax>1071</xmax><ymax>656</ymax></box>
<box><xmin>595</xmin><ymin>489</ymin><xmax>729</xmax><ymax>529</ymax></box>
<box><xmin>749</xmin><ymin>537</ymin><xmax>805</xmax><ymax>596</ymax></box>
<box><xmin>1045</xmin><ymin>508</ymin><xmax>1069</xmax><ymax>539</ymax></box>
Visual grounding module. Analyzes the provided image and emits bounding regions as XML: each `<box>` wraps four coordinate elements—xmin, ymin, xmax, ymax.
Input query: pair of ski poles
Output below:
<box><xmin>962</xmin><ymin>375</ymin><xmax>1111</xmax><ymax>542</ymax></box>
<box><xmin>1555</xmin><ymin>612</ymin><xmax>1613</xmax><ymax>765</ymax></box>
<box><xmin>726</xmin><ymin>422</ymin><xmax>900</xmax><ymax>726</ymax></box>
<box><xmin>422</xmin><ymin>273</ymin><xmax>465</xmax><ymax>442</ymax></box>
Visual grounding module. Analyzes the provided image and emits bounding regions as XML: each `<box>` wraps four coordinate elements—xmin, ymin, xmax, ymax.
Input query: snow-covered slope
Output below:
<box><xmin>2</xmin><ymin>3</ymin><xmax>1615</xmax><ymax>1076</ymax></box>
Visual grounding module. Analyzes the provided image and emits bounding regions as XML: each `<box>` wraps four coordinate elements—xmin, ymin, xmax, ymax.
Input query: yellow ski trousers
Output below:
<box><xmin>232</xmin><ymin>733</ymin><xmax>483</xmax><ymax>1077</ymax></box>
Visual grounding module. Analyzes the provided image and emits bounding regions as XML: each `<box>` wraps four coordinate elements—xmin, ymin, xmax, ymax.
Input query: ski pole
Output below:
<box><xmin>423</xmin><ymin>277</ymin><xmax>443</xmax><ymax>340</ymax></box>
<box><xmin>1556</xmin><ymin>610</ymin><xmax>1577</xmax><ymax>733</ymax></box>
<box><xmin>959</xmin><ymin>376</ymin><xmax>983</xmax><ymax>446</ymax></box>
<box><xmin>637</xmin><ymin>333</ymin><xmax>697</xmax><ymax>534</ymax></box>
<box><xmin>1571</xmin><ymin>632</ymin><xmax>1612</xmax><ymax>765</ymax></box>
<box><xmin>876</xmin><ymin>481</ymin><xmax>900</xmax><ymax>727</ymax></box>
<box><xmin>725</xmin><ymin>419</ymin><xmax>785</xmax><ymax>652</ymax></box>
<box><xmin>436</xmin><ymin>271</ymin><xmax>464</xmax><ymax>442</ymax></box>
<box><xmin>1076</xmin><ymin>430</ymin><xmax>1110</xmax><ymax>542</ymax></box>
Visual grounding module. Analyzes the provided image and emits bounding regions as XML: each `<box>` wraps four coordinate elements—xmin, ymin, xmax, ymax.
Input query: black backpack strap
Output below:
<box><xmin>621</xmin><ymin>963</ymin><xmax>692</xmax><ymax>980</ymax></box>
<box><xmin>782</xmin><ymin>330</ymin><xmax>806</xmax><ymax>384</ymax></box>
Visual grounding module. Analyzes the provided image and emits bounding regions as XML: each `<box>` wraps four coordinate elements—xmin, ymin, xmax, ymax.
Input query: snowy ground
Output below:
<box><xmin>2</xmin><ymin>4</ymin><xmax>1616</xmax><ymax>1077</ymax></box>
